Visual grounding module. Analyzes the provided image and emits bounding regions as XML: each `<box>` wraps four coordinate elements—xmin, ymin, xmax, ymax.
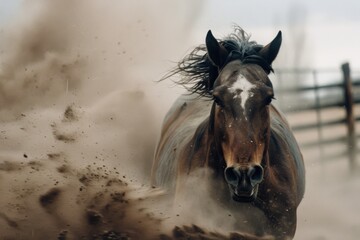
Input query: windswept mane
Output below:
<box><xmin>162</xmin><ymin>26</ymin><xmax>273</xmax><ymax>98</ymax></box>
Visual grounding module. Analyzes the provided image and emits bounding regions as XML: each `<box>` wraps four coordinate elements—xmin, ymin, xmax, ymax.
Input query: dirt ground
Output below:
<box><xmin>0</xmin><ymin>1</ymin><xmax>359</xmax><ymax>239</ymax></box>
<box><xmin>294</xmin><ymin>147</ymin><xmax>360</xmax><ymax>240</ymax></box>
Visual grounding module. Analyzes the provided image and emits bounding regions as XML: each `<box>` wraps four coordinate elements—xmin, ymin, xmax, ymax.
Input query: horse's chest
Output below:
<box><xmin>226</xmin><ymin>202</ymin><xmax>270</xmax><ymax>235</ymax></box>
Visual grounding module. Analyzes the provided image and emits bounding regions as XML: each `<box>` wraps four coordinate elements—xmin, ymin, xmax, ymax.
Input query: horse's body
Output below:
<box><xmin>151</xmin><ymin>27</ymin><xmax>305</xmax><ymax>239</ymax></box>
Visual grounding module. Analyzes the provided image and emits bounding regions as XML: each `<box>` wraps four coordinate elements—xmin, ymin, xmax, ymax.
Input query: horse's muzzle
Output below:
<box><xmin>224</xmin><ymin>165</ymin><xmax>264</xmax><ymax>202</ymax></box>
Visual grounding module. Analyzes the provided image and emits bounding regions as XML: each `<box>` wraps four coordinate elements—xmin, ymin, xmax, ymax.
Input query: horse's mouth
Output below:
<box><xmin>231</xmin><ymin>187</ymin><xmax>257</xmax><ymax>203</ymax></box>
<box><xmin>232</xmin><ymin>192</ymin><xmax>255</xmax><ymax>202</ymax></box>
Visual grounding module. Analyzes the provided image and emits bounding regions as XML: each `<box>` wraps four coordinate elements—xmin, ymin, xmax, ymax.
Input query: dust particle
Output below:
<box><xmin>63</xmin><ymin>105</ymin><xmax>78</xmax><ymax>122</ymax></box>
<box><xmin>86</xmin><ymin>209</ymin><xmax>103</xmax><ymax>225</ymax></box>
<box><xmin>57</xmin><ymin>164</ymin><xmax>69</xmax><ymax>173</ymax></box>
<box><xmin>0</xmin><ymin>213</ymin><xmax>19</xmax><ymax>229</ymax></box>
<box><xmin>54</xmin><ymin>132</ymin><xmax>76</xmax><ymax>143</ymax></box>
<box><xmin>39</xmin><ymin>188</ymin><xmax>61</xmax><ymax>208</ymax></box>
<box><xmin>57</xmin><ymin>230</ymin><xmax>68</xmax><ymax>240</ymax></box>
<box><xmin>0</xmin><ymin>161</ymin><xmax>22</xmax><ymax>172</ymax></box>
<box><xmin>47</xmin><ymin>153</ymin><xmax>62</xmax><ymax>160</ymax></box>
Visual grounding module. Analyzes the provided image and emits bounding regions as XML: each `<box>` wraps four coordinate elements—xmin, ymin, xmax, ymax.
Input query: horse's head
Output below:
<box><xmin>206</xmin><ymin>30</ymin><xmax>282</xmax><ymax>202</ymax></box>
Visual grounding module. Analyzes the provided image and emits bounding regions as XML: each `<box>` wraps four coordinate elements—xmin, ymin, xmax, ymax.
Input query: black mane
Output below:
<box><xmin>162</xmin><ymin>26</ymin><xmax>273</xmax><ymax>98</ymax></box>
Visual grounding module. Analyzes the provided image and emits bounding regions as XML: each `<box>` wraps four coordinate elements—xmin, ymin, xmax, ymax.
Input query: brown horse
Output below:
<box><xmin>151</xmin><ymin>27</ymin><xmax>305</xmax><ymax>239</ymax></box>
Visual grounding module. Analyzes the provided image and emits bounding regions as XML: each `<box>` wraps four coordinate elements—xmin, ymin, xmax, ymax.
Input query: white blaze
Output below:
<box><xmin>229</xmin><ymin>74</ymin><xmax>255</xmax><ymax>111</ymax></box>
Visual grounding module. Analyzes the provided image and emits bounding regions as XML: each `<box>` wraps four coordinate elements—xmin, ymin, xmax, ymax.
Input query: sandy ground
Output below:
<box><xmin>0</xmin><ymin>1</ymin><xmax>359</xmax><ymax>239</ymax></box>
<box><xmin>295</xmin><ymin>160</ymin><xmax>360</xmax><ymax>240</ymax></box>
<box><xmin>287</xmin><ymin>104</ymin><xmax>360</xmax><ymax>240</ymax></box>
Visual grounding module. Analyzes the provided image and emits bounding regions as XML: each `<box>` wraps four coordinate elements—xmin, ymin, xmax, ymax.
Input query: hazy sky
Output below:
<box><xmin>0</xmin><ymin>0</ymin><xmax>20</xmax><ymax>23</ymax></box>
<box><xmin>200</xmin><ymin>0</ymin><xmax>360</xmax><ymax>28</ymax></box>
<box><xmin>1</xmin><ymin>0</ymin><xmax>359</xmax><ymax>69</ymax></box>
<box><xmin>191</xmin><ymin>0</ymin><xmax>360</xmax><ymax>69</ymax></box>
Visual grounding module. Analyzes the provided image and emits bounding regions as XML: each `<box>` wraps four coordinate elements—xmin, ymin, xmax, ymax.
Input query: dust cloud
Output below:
<box><xmin>0</xmin><ymin>0</ymin><xmax>254</xmax><ymax>239</ymax></box>
<box><xmin>0</xmin><ymin>0</ymin><xmax>198</xmax><ymax>119</ymax></box>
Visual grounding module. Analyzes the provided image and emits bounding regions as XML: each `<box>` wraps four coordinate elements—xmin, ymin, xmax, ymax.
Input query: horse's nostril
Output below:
<box><xmin>224</xmin><ymin>167</ymin><xmax>239</xmax><ymax>186</ymax></box>
<box><xmin>248</xmin><ymin>165</ymin><xmax>264</xmax><ymax>186</ymax></box>
<box><xmin>225</xmin><ymin>165</ymin><xmax>263</xmax><ymax>187</ymax></box>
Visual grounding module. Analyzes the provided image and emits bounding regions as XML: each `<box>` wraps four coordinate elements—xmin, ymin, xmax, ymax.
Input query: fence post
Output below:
<box><xmin>341</xmin><ymin>62</ymin><xmax>356</xmax><ymax>170</ymax></box>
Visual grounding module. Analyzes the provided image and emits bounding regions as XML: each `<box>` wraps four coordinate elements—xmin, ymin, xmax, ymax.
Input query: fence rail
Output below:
<box><xmin>274</xmin><ymin>62</ymin><xmax>359</xmax><ymax>169</ymax></box>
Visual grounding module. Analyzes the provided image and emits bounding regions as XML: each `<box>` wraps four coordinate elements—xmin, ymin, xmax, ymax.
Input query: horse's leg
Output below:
<box><xmin>262</xmin><ymin>207</ymin><xmax>297</xmax><ymax>240</ymax></box>
<box><xmin>254</xmin><ymin>192</ymin><xmax>297</xmax><ymax>239</ymax></box>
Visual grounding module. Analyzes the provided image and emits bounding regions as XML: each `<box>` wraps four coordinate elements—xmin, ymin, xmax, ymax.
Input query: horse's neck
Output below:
<box><xmin>207</xmin><ymin>140</ymin><xmax>226</xmax><ymax>177</ymax></box>
<box><xmin>203</xmin><ymin>116</ymin><xmax>226</xmax><ymax>176</ymax></box>
<box><xmin>179</xmin><ymin>115</ymin><xmax>219</xmax><ymax>172</ymax></box>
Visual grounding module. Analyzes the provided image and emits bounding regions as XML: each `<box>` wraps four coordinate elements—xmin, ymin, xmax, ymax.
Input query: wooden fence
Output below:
<box><xmin>273</xmin><ymin>62</ymin><xmax>359</xmax><ymax>169</ymax></box>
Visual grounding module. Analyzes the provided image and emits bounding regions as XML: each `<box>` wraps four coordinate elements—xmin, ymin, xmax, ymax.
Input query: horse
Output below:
<box><xmin>151</xmin><ymin>27</ymin><xmax>305</xmax><ymax>239</ymax></box>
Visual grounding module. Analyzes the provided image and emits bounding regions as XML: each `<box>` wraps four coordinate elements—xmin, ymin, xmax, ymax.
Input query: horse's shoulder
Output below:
<box><xmin>269</xmin><ymin>105</ymin><xmax>305</xmax><ymax>201</ymax></box>
<box><xmin>152</xmin><ymin>94</ymin><xmax>211</xmax><ymax>188</ymax></box>
<box><xmin>269</xmin><ymin>105</ymin><xmax>300</xmax><ymax>155</ymax></box>
<box><xmin>162</xmin><ymin>94</ymin><xmax>211</xmax><ymax>129</ymax></box>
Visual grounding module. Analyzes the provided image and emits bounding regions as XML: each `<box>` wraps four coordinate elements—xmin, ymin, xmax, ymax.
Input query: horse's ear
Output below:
<box><xmin>206</xmin><ymin>30</ymin><xmax>228</xmax><ymax>68</ymax></box>
<box><xmin>258</xmin><ymin>31</ymin><xmax>282</xmax><ymax>65</ymax></box>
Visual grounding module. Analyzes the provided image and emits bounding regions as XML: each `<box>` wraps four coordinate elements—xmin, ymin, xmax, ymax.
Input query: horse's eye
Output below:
<box><xmin>265</xmin><ymin>95</ymin><xmax>275</xmax><ymax>105</ymax></box>
<box><xmin>213</xmin><ymin>96</ymin><xmax>224</xmax><ymax>107</ymax></box>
